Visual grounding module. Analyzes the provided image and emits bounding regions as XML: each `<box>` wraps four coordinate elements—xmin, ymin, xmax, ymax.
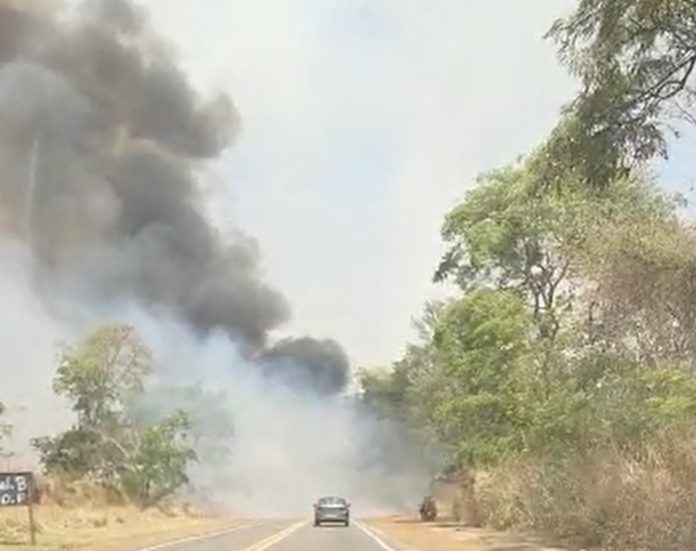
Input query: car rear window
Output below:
<box><xmin>319</xmin><ymin>497</ymin><xmax>345</xmax><ymax>505</ymax></box>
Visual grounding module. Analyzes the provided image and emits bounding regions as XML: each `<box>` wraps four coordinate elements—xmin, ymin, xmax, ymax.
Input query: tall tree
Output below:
<box><xmin>55</xmin><ymin>324</ymin><xmax>152</xmax><ymax>431</ymax></box>
<box><xmin>35</xmin><ymin>324</ymin><xmax>196</xmax><ymax>505</ymax></box>
<box><xmin>428</xmin><ymin>289</ymin><xmax>531</xmax><ymax>466</ymax></box>
<box><xmin>436</xmin><ymin>161</ymin><xmax>675</xmax><ymax>322</ymax></box>
<box><xmin>434</xmin><ymin>165</ymin><xmax>573</xmax><ymax>325</ymax></box>
<box><xmin>120</xmin><ymin>410</ymin><xmax>197</xmax><ymax>508</ymax></box>
<box><xmin>544</xmin><ymin>0</ymin><xmax>696</xmax><ymax>186</ymax></box>
<box><xmin>35</xmin><ymin>324</ymin><xmax>152</xmax><ymax>479</ymax></box>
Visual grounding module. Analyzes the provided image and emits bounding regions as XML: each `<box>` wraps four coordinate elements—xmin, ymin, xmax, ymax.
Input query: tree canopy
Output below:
<box><xmin>33</xmin><ymin>324</ymin><xmax>196</xmax><ymax>507</ymax></box>
<box><xmin>541</xmin><ymin>0</ymin><xmax>696</xmax><ymax>186</ymax></box>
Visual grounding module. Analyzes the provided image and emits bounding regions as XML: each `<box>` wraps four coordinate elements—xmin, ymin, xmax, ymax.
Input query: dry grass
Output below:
<box><xmin>0</xmin><ymin>478</ymin><xmax>240</xmax><ymax>550</ymax></box>
<box><xmin>475</xmin><ymin>432</ymin><xmax>696</xmax><ymax>550</ymax></box>
<box><xmin>0</xmin><ymin>504</ymin><xmax>239</xmax><ymax>550</ymax></box>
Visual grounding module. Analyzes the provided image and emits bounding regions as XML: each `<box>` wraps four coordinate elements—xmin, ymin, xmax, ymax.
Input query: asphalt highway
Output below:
<box><xmin>138</xmin><ymin>518</ymin><xmax>407</xmax><ymax>551</ymax></box>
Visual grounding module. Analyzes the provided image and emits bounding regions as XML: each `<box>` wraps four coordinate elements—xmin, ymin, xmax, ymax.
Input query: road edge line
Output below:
<box><xmin>355</xmin><ymin>520</ymin><xmax>398</xmax><ymax>551</ymax></box>
<box><xmin>136</xmin><ymin>520</ymin><xmax>262</xmax><ymax>550</ymax></box>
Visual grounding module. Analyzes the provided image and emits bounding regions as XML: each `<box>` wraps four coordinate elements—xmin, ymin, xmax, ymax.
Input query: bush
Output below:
<box><xmin>477</xmin><ymin>428</ymin><xmax>696</xmax><ymax>550</ymax></box>
<box><xmin>119</xmin><ymin>411</ymin><xmax>196</xmax><ymax>508</ymax></box>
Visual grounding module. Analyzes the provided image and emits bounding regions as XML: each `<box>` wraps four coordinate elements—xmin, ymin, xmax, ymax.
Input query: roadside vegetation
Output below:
<box><xmin>359</xmin><ymin>1</ymin><xmax>696</xmax><ymax>549</ymax></box>
<box><xmin>0</xmin><ymin>324</ymin><xmax>197</xmax><ymax>512</ymax></box>
<box><xmin>0</xmin><ymin>325</ymin><xmax>208</xmax><ymax>547</ymax></box>
<box><xmin>1</xmin><ymin>1</ymin><xmax>695</xmax><ymax>549</ymax></box>
<box><xmin>30</xmin><ymin>323</ymin><xmax>197</xmax><ymax>509</ymax></box>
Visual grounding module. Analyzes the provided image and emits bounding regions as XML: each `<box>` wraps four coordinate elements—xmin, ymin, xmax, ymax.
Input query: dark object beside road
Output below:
<box><xmin>419</xmin><ymin>495</ymin><xmax>437</xmax><ymax>521</ymax></box>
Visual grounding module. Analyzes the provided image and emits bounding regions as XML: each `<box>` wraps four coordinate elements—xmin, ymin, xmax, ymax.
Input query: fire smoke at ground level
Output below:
<box><xmin>0</xmin><ymin>240</ymin><xmax>438</xmax><ymax>515</ymax></box>
<box><xmin>0</xmin><ymin>0</ymin><xmax>439</xmax><ymax>515</ymax></box>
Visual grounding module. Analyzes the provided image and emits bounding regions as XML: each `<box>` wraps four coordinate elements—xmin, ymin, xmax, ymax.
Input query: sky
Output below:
<box><xmin>133</xmin><ymin>0</ymin><xmax>657</xmax><ymax>369</ymax></box>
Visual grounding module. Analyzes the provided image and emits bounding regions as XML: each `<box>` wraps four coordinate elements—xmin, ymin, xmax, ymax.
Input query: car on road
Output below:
<box><xmin>313</xmin><ymin>496</ymin><xmax>350</xmax><ymax>527</ymax></box>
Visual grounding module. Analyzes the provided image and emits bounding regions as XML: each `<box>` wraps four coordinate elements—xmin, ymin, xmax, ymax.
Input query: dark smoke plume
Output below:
<box><xmin>0</xmin><ymin>0</ymin><xmax>349</xmax><ymax>391</ymax></box>
<box><xmin>260</xmin><ymin>337</ymin><xmax>350</xmax><ymax>394</ymax></box>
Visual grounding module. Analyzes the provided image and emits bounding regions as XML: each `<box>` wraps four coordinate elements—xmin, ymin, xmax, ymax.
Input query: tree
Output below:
<box><xmin>361</xmin><ymin>290</ymin><xmax>534</xmax><ymax>467</ymax></box>
<box><xmin>35</xmin><ymin>324</ymin><xmax>152</xmax><ymax>481</ymax></box>
<box><xmin>434</xmin><ymin>165</ymin><xmax>574</xmax><ymax>325</ymax></box>
<box><xmin>35</xmin><ymin>324</ymin><xmax>197</xmax><ymax>506</ymax></box>
<box><xmin>119</xmin><ymin>410</ymin><xmax>196</xmax><ymax>507</ymax></box>
<box><xmin>365</xmin><ymin>159</ymin><xmax>683</xmax><ymax>468</ymax></box>
<box><xmin>129</xmin><ymin>383</ymin><xmax>235</xmax><ymax>496</ymax></box>
<box><xmin>32</xmin><ymin>429</ymin><xmax>101</xmax><ymax>477</ymax></box>
<box><xmin>353</xmin><ymin>4</ymin><xmax>696</xmax><ymax>540</ymax></box>
<box><xmin>54</xmin><ymin>324</ymin><xmax>152</xmax><ymax>430</ymax></box>
<box><xmin>358</xmin><ymin>368</ymin><xmax>411</xmax><ymax>420</ymax></box>
<box><xmin>435</xmin><ymin>161</ymin><xmax>676</xmax><ymax>335</ymax></box>
<box><xmin>583</xmin><ymin>214</ymin><xmax>696</xmax><ymax>366</ymax></box>
<box><xmin>359</xmin><ymin>300</ymin><xmax>449</xmax><ymax>426</ymax></box>
<box><xmin>427</xmin><ymin>289</ymin><xmax>531</xmax><ymax>465</ymax></box>
<box><xmin>543</xmin><ymin>0</ymin><xmax>696</xmax><ymax>186</ymax></box>
<box><xmin>434</xmin><ymin>161</ymin><xmax>587</xmax><ymax>407</ymax></box>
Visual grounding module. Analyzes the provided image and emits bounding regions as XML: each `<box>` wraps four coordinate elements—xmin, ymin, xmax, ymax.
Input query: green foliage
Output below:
<box><xmin>358</xmin><ymin>368</ymin><xmax>412</xmax><ymax>420</ymax></box>
<box><xmin>362</xmin><ymin>153</ymin><xmax>696</xmax><ymax>478</ymax></box>
<box><xmin>362</xmin><ymin>290</ymin><xmax>532</xmax><ymax>467</ymax></box>
<box><xmin>430</xmin><ymin>291</ymin><xmax>531</xmax><ymax>465</ymax></box>
<box><xmin>358</xmin><ymin>3</ymin><xmax>696</xmax><ymax>545</ymax></box>
<box><xmin>120</xmin><ymin>411</ymin><xmax>196</xmax><ymax>507</ymax></box>
<box><xmin>35</xmin><ymin>323</ymin><xmax>196</xmax><ymax>507</ymax></box>
<box><xmin>36</xmin><ymin>324</ymin><xmax>153</xmax><ymax>482</ymax></box>
<box><xmin>31</xmin><ymin>429</ymin><xmax>101</xmax><ymax>477</ymax></box>
<box><xmin>435</xmin><ymin>292</ymin><xmax>528</xmax><ymax>391</ymax></box>
<box><xmin>436</xmin><ymin>160</ymin><xmax>675</xmax><ymax>296</ymax></box>
<box><xmin>435</xmin><ymin>165</ymin><xmax>555</xmax><ymax>291</ymax></box>
<box><xmin>543</xmin><ymin>0</ymin><xmax>696</xmax><ymax>186</ymax></box>
<box><xmin>55</xmin><ymin>324</ymin><xmax>152</xmax><ymax>429</ymax></box>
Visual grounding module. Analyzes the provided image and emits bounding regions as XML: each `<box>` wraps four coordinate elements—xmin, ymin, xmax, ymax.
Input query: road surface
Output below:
<box><xmin>138</xmin><ymin>519</ymin><xmax>405</xmax><ymax>550</ymax></box>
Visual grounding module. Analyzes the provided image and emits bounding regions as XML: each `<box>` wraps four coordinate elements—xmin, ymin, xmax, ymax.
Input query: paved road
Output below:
<box><xmin>139</xmin><ymin>519</ymin><xmax>404</xmax><ymax>551</ymax></box>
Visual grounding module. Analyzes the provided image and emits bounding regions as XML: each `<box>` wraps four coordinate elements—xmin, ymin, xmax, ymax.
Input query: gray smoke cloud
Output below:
<box><xmin>0</xmin><ymin>0</ymin><xmax>441</xmax><ymax>514</ymax></box>
<box><xmin>0</xmin><ymin>0</ymin><xmax>349</xmax><ymax>386</ymax></box>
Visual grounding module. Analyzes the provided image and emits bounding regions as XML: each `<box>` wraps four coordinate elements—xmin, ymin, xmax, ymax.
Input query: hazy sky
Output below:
<box><xmin>138</xmin><ymin>1</ymin><xmax>579</xmax><ymax>367</ymax></box>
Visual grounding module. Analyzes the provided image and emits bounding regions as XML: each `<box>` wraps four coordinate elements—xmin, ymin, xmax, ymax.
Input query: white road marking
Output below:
<box><xmin>355</xmin><ymin>521</ymin><xmax>399</xmax><ymax>551</ymax></box>
<box><xmin>136</xmin><ymin>521</ymin><xmax>263</xmax><ymax>550</ymax></box>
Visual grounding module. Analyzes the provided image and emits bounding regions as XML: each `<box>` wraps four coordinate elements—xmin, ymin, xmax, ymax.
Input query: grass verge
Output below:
<box><xmin>0</xmin><ymin>477</ymin><xmax>242</xmax><ymax>551</ymax></box>
<box><xmin>0</xmin><ymin>504</ymin><xmax>244</xmax><ymax>550</ymax></box>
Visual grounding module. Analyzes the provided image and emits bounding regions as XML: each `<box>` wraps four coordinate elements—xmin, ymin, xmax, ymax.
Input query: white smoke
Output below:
<box><xmin>0</xmin><ymin>239</ymin><xmax>436</xmax><ymax>514</ymax></box>
<box><xmin>0</xmin><ymin>241</ymin><xmax>73</xmax><ymax>464</ymax></box>
<box><xmin>95</xmin><ymin>309</ymin><xmax>436</xmax><ymax>516</ymax></box>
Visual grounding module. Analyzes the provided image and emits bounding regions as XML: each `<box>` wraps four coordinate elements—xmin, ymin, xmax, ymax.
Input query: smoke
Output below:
<box><xmin>0</xmin><ymin>0</ymin><xmax>337</xmax><ymax>361</ymax></box>
<box><xmin>0</xmin><ymin>0</ymin><xmax>436</xmax><ymax>511</ymax></box>
<box><xmin>259</xmin><ymin>337</ymin><xmax>350</xmax><ymax>395</ymax></box>
<box><xmin>125</xmin><ymin>314</ymin><xmax>438</xmax><ymax>515</ymax></box>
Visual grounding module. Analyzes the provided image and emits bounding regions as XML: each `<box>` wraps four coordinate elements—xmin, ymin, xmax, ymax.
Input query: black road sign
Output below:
<box><xmin>0</xmin><ymin>472</ymin><xmax>33</xmax><ymax>507</ymax></box>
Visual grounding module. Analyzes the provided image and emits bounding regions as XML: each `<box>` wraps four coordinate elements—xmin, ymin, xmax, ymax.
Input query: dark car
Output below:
<box><xmin>313</xmin><ymin>496</ymin><xmax>350</xmax><ymax>526</ymax></box>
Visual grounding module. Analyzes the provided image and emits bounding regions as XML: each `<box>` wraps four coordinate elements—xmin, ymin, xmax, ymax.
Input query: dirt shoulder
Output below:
<box><xmin>366</xmin><ymin>516</ymin><xmax>566</xmax><ymax>551</ymax></box>
<box><xmin>0</xmin><ymin>504</ymin><xmax>246</xmax><ymax>551</ymax></box>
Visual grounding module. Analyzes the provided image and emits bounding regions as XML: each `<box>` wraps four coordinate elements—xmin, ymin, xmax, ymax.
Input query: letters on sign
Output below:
<box><xmin>0</xmin><ymin>472</ymin><xmax>33</xmax><ymax>507</ymax></box>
